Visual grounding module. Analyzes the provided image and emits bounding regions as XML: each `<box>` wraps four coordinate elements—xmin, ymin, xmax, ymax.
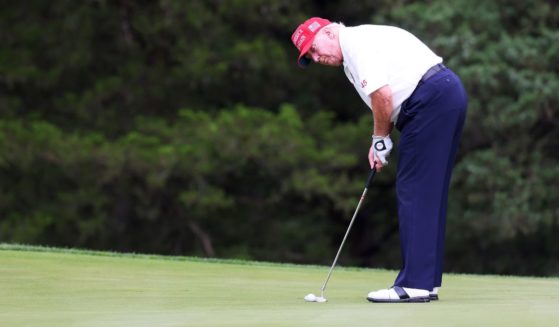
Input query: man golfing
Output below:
<box><xmin>291</xmin><ymin>18</ymin><xmax>468</xmax><ymax>303</ymax></box>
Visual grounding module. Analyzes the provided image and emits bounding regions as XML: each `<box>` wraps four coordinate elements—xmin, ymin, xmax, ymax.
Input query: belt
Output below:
<box><xmin>420</xmin><ymin>63</ymin><xmax>446</xmax><ymax>82</ymax></box>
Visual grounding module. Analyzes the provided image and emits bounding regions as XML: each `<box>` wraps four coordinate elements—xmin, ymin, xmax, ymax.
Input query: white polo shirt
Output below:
<box><xmin>339</xmin><ymin>25</ymin><xmax>442</xmax><ymax>122</ymax></box>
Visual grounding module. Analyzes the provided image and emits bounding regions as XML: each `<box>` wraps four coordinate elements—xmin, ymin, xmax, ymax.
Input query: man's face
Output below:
<box><xmin>305</xmin><ymin>28</ymin><xmax>343</xmax><ymax>67</ymax></box>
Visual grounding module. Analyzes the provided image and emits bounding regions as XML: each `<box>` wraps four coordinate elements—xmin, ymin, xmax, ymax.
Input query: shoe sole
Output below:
<box><xmin>367</xmin><ymin>296</ymin><xmax>431</xmax><ymax>303</ymax></box>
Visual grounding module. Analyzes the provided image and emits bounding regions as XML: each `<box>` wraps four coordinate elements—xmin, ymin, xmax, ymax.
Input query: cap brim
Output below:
<box><xmin>296</xmin><ymin>41</ymin><xmax>313</xmax><ymax>68</ymax></box>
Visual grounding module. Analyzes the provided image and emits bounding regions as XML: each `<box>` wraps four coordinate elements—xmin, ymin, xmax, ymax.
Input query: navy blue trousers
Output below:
<box><xmin>393</xmin><ymin>67</ymin><xmax>467</xmax><ymax>291</ymax></box>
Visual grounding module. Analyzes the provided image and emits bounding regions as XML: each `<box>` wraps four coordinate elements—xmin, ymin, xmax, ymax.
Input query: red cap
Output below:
<box><xmin>291</xmin><ymin>17</ymin><xmax>332</xmax><ymax>67</ymax></box>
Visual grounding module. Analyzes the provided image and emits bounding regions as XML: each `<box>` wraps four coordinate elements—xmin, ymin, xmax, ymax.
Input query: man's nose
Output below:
<box><xmin>311</xmin><ymin>52</ymin><xmax>320</xmax><ymax>62</ymax></box>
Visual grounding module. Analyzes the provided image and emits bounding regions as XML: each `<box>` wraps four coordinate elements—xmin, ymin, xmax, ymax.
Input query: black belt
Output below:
<box><xmin>420</xmin><ymin>63</ymin><xmax>446</xmax><ymax>82</ymax></box>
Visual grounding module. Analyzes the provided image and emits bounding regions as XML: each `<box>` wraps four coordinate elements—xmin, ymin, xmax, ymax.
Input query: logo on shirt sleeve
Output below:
<box><xmin>360</xmin><ymin>80</ymin><xmax>367</xmax><ymax>88</ymax></box>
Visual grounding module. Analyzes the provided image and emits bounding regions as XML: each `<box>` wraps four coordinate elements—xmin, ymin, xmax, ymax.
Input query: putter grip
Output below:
<box><xmin>365</xmin><ymin>168</ymin><xmax>376</xmax><ymax>189</ymax></box>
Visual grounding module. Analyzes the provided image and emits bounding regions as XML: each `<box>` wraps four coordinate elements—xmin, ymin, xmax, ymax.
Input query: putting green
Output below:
<box><xmin>1</xmin><ymin>244</ymin><xmax>558</xmax><ymax>327</ymax></box>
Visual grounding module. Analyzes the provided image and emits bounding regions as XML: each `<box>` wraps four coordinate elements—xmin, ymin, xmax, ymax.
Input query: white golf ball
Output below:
<box><xmin>304</xmin><ymin>293</ymin><xmax>317</xmax><ymax>302</ymax></box>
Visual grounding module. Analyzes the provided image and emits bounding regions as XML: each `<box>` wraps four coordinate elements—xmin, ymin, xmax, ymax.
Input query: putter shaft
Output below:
<box><xmin>320</xmin><ymin>187</ymin><xmax>369</xmax><ymax>298</ymax></box>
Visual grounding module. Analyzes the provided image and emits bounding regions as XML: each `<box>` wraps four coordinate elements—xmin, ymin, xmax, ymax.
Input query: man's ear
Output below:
<box><xmin>325</xmin><ymin>27</ymin><xmax>336</xmax><ymax>40</ymax></box>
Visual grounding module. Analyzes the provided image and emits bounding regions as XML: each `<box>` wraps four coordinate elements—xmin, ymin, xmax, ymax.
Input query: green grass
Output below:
<box><xmin>1</xmin><ymin>244</ymin><xmax>558</xmax><ymax>327</ymax></box>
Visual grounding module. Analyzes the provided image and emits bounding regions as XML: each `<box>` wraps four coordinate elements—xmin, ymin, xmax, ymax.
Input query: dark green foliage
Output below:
<box><xmin>0</xmin><ymin>107</ymin><xmax>389</xmax><ymax>264</ymax></box>
<box><xmin>0</xmin><ymin>0</ymin><xmax>558</xmax><ymax>275</ymax></box>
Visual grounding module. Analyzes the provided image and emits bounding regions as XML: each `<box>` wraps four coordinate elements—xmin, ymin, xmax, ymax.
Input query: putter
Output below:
<box><xmin>304</xmin><ymin>167</ymin><xmax>377</xmax><ymax>303</ymax></box>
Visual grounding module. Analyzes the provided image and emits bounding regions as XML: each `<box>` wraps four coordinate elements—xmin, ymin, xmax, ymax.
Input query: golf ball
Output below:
<box><xmin>304</xmin><ymin>293</ymin><xmax>317</xmax><ymax>301</ymax></box>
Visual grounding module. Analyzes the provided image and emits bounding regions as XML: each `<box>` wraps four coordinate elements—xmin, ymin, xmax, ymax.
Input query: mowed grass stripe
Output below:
<box><xmin>0</xmin><ymin>245</ymin><xmax>558</xmax><ymax>327</ymax></box>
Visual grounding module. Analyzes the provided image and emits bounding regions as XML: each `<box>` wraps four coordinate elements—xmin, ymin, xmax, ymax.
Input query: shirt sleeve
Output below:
<box><xmin>344</xmin><ymin>38</ymin><xmax>389</xmax><ymax>97</ymax></box>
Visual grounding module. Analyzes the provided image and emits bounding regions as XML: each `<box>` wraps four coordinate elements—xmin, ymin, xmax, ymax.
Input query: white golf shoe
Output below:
<box><xmin>367</xmin><ymin>286</ymin><xmax>430</xmax><ymax>303</ymax></box>
<box><xmin>430</xmin><ymin>287</ymin><xmax>440</xmax><ymax>301</ymax></box>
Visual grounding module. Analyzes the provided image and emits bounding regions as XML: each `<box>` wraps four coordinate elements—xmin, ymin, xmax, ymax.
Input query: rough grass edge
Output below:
<box><xmin>0</xmin><ymin>242</ymin><xmax>385</xmax><ymax>273</ymax></box>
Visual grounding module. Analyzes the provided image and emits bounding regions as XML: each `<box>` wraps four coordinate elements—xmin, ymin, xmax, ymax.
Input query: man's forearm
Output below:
<box><xmin>371</xmin><ymin>85</ymin><xmax>394</xmax><ymax>136</ymax></box>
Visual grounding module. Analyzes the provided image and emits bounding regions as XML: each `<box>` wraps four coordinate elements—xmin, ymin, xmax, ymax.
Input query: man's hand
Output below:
<box><xmin>369</xmin><ymin>135</ymin><xmax>393</xmax><ymax>171</ymax></box>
